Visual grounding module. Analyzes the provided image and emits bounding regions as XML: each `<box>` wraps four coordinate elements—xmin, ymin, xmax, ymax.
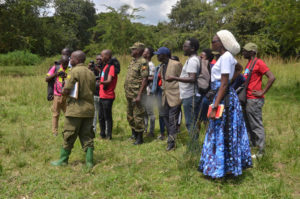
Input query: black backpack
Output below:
<box><xmin>102</xmin><ymin>57</ymin><xmax>120</xmax><ymax>90</ymax></box>
<box><xmin>47</xmin><ymin>62</ymin><xmax>60</xmax><ymax>101</ymax></box>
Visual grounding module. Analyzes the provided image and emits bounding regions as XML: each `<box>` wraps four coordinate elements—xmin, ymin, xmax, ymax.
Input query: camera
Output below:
<box><xmin>58</xmin><ymin>71</ymin><xmax>66</xmax><ymax>78</ymax></box>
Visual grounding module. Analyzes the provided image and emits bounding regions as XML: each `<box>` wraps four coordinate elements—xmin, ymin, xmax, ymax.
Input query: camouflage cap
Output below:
<box><xmin>130</xmin><ymin>42</ymin><xmax>145</xmax><ymax>49</ymax></box>
<box><xmin>243</xmin><ymin>42</ymin><xmax>258</xmax><ymax>53</ymax></box>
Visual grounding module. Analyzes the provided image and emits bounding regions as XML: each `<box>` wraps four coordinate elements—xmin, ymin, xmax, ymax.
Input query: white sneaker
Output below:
<box><xmin>251</xmin><ymin>153</ymin><xmax>263</xmax><ymax>159</ymax></box>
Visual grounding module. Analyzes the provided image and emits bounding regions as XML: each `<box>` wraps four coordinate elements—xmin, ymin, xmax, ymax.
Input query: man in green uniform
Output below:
<box><xmin>124</xmin><ymin>42</ymin><xmax>149</xmax><ymax>145</ymax></box>
<box><xmin>51</xmin><ymin>50</ymin><xmax>96</xmax><ymax>168</ymax></box>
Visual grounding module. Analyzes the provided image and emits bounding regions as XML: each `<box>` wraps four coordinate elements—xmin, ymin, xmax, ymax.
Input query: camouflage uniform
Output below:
<box><xmin>124</xmin><ymin>56</ymin><xmax>149</xmax><ymax>133</ymax></box>
<box><xmin>63</xmin><ymin>63</ymin><xmax>95</xmax><ymax>151</ymax></box>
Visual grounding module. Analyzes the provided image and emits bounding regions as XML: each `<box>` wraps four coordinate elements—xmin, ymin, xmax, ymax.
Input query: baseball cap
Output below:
<box><xmin>129</xmin><ymin>42</ymin><xmax>145</xmax><ymax>49</ymax></box>
<box><xmin>243</xmin><ymin>42</ymin><xmax>258</xmax><ymax>53</ymax></box>
<box><xmin>154</xmin><ymin>47</ymin><xmax>171</xmax><ymax>55</ymax></box>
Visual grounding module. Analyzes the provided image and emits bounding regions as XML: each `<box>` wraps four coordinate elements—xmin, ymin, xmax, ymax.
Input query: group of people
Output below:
<box><xmin>46</xmin><ymin>29</ymin><xmax>275</xmax><ymax>179</ymax></box>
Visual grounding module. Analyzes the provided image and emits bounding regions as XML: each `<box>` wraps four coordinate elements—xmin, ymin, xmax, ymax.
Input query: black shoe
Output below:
<box><xmin>166</xmin><ymin>142</ymin><xmax>175</xmax><ymax>151</ymax></box>
<box><xmin>157</xmin><ymin>134</ymin><xmax>165</xmax><ymax>141</ymax></box>
<box><xmin>146</xmin><ymin>132</ymin><xmax>155</xmax><ymax>138</ymax></box>
<box><xmin>100</xmin><ymin>132</ymin><xmax>106</xmax><ymax>139</ymax></box>
<box><xmin>130</xmin><ymin>129</ymin><xmax>137</xmax><ymax>140</ymax></box>
<box><xmin>106</xmin><ymin>135</ymin><xmax>112</xmax><ymax>140</ymax></box>
<box><xmin>134</xmin><ymin>132</ymin><xmax>143</xmax><ymax>145</ymax></box>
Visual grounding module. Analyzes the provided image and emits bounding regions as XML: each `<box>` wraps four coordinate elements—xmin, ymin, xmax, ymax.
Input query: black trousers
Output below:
<box><xmin>99</xmin><ymin>98</ymin><xmax>114</xmax><ymax>138</ymax></box>
<box><xmin>161</xmin><ymin>100</ymin><xmax>181</xmax><ymax>144</ymax></box>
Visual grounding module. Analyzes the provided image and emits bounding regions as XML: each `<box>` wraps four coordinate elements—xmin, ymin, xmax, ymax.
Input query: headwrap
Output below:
<box><xmin>216</xmin><ymin>30</ymin><xmax>240</xmax><ymax>55</ymax></box>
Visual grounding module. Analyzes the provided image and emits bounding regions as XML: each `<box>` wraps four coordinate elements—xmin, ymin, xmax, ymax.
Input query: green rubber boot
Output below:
<box><xmin>86</xmin><ymin>147</ymin><xmax>94</xmax><ymax>168</ymax></box>
<box><xmin>51</xmin><ymin>147</ymin><xmax>71</xmax><ymax>166</ymax></box>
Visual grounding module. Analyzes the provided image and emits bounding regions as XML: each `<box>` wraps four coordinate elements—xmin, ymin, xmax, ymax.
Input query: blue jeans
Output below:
<box><xmin>156</xmin><ymin>87</ymin><xmax>165</xmax><ymax>134</ymax></box>
<box><xmin>182</xmin><ymin>95</ymin><xmax>202</xmax><ymax>134</ymax></box>
<box><xmin>199</xmin><ymin>96</ymin><xmax>209</xmax><ymax>122</ymax></box>
<box><xmin>93</xmin><ymin>96</ymin><xmax>100</xmax><ymax>133</ymax></box>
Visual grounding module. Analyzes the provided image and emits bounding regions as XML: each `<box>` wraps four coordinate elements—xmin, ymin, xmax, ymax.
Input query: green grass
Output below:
<box><xmin>0</xmin><ymin>55</ymin><xmax>299</xmax><ymax>198</ymax></box>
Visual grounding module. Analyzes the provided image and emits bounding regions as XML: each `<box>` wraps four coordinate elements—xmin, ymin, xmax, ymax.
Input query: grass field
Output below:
<box><xmin>0</xmin><ymin>55</ymin><xmax>299</xmax><ymax>199</ymax></box>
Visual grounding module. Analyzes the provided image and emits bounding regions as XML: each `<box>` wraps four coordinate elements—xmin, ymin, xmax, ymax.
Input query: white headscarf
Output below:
<box><xmin>216</xmin><ymin>30</ymin><xmax>240</xmax><ymax>55</ymax></box>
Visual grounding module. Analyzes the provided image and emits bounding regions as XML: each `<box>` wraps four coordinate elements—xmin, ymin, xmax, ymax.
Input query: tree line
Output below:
<box><xmin>0</xmin><ymin>0</ymin><xmax>299</xmax><ymax>58</ymax></box>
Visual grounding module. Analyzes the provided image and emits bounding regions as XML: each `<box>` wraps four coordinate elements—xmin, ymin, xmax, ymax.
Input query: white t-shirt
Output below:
<box><xmin>179</xmin><ymin>55</ymin><xmax>200</xmax><ymax>99</ymax></box>
<box><xmin>211</xmin><ymin>51</ymin><xmax>237</xmax><ymax>82</ymax></box>
<box><xmin>148</xmin><ymin>61</ymin><xmax>155</xmax><ymax>76</ymax></box>
<box><xmin>146</xmin><ymin>61</ymin><xmax>156</xmax><ymax>95</ymax></box>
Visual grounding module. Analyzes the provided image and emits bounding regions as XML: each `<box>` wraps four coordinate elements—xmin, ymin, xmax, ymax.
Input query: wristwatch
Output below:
<box><xmin>211</xmin><ymin>104</ymin><xmax>217</xmax><ymax>110</ymax></box>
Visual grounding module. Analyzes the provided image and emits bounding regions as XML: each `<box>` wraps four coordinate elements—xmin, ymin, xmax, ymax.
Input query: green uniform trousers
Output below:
<box><xmin>63</xmin><ymin>117</ymin><xmax>95</xmax><ymax>151</ymax></box>
<box><xmin>126</xmin><ymin>97</ymin><xmax>145</xmax><ymax>133</ymax></box>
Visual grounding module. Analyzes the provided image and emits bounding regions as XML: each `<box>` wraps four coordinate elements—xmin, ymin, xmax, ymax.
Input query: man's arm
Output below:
<box><xmin>166</xmin><ymin>73</ymin><xmax>196</xmax><ymax>83</ymax></box>
<box><xmin>45</xmin><ymin>66</ymin><xmax>57</xmax><ymax>82</ymax></box>
<box><xmin>45</xmin><ymin>73</ymin><xmax>57</xmax><ymax>82</ymax></box>
<box><xmin>62</xmin><ymin>71</ymin><xmax>76</xmax><ymax>96</ymax></box>
<box><xmin>135</xmin><ymin>62</ymin><xmax>149</xmax><ymax>103</ymax></box>
<box><xmin>166</xmin><ymin>59</ymin><xmax>196</xmax><ymax>82</ymax></box>
<box><xmin>231</xmin><ymin>63</ymin><xmax>243</xmax><ymax>83</ymax></box>
<box><xmin>252</xmin><ymin>70</ymin><xmax>276</xmax><ymax>97</ymax></box>
<box><xmin>101</xmin><ymin>75</ymin><xmax>113</xmax><ymax>85</ymax></box>
<box><xmin>135</xmin><ymin>77</ymin><xmax>148</xmax><ymax>103</ymax></box>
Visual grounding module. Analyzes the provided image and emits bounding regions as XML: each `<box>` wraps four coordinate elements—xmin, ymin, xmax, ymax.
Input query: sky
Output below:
<box><xmin>92</xmin><ymin>0</ymin><xmax>178</xmax><ymax>25</ymax></box>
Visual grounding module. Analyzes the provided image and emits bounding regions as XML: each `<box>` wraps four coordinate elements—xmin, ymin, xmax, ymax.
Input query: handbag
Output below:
<box><xmin>237</xmin><ymin>58</ymin><xmax>258</xmax><ymax>106</ymax></box>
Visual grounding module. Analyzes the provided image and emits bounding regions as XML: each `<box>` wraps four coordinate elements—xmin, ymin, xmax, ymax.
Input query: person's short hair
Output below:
<box><xmin>187</xmin><ymin>38</ymin><xmax>199</xmax><ymax>52</ymax></box>
<box><xmin>146</xmin><ymin>47</ymin><xmax>154</xmax><ymax>58</ymax></box>
<box><xmin>171</xmin><ymin>56</ymin><xmax>180</xmax><ymax>62</ymax></box>
<box><xmin>202</xmin><ymin>49</ymin><xmax>214</xmax><ymax>62</ymax></box>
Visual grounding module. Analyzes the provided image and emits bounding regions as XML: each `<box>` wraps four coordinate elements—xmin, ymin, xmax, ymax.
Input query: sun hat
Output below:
<box><xmin>216</xmin><ymin>30</ymin><xmax>240</xmax><ymax>55</ymax></box>
<box><xmin>129</xmin><ymin>42</ymin><xmax>145</xmax><ymax>49</ymax></box>
<box><xmin>243</xmin><ymin>42</ymin><xmax>258</xmax><ymax>53</ymax></box>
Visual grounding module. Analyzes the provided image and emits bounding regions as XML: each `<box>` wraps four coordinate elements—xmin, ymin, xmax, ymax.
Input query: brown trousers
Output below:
<box><xmin>52</xmin><ymin>95</ymin><xmax>66</xmax><ymax>134</ymax></box>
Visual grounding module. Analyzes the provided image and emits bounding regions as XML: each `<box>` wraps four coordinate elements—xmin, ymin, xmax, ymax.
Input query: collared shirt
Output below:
<box><xmin>47</xmin><ymin>65</ymin><xmax>69</xmax><ymax>96</ymax></box>
<box><xmin>124</xmin><ymin>57</ymin><xmax>149</xmax><ymax>99</ymax></box>
<box><xmin>64</xmin><ymin>63</ymin><xmax>95</xmax><ymax>117</ymax></box>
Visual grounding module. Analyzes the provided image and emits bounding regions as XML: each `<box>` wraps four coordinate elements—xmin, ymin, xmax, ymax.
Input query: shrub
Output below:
<box><xmin>0</xmin><ymin>51</ymin><xmax>41</xmax><ymax>66</ymax></box>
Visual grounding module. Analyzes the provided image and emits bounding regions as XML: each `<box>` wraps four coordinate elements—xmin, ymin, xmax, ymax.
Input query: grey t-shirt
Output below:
<box><xmin>179</xmin><ymin>55</ymin><xmax>200</xmax><ymax>99</ymax></box>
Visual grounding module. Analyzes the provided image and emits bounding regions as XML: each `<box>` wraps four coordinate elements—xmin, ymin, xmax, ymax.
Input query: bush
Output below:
<box><xmin>0</xmin><ymin>51</ymin><xmax>41</xmax><ymax>66</ymax></box>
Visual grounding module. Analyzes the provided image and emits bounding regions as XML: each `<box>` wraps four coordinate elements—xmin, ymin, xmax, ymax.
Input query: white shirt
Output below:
<box><xmin>179</xmin><ymin>55</ymin><xmax>200</xmax><ymax>99</ymax></box>
<box><xmin>146</xmin><ymin>61</ymin><xmax>156</xmax><ymax>95</ymax></box>
<box><xmin>148</xmin><ymin>61</ymin><xmax>155</xmax><ymax>76</ymax></box>
<box><xmin>211</xmin><ymin>51</ymin><xmax>237</xmax><ymax>82</ymax></box>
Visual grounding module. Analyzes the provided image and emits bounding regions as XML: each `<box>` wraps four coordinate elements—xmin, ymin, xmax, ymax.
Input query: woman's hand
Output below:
<box><xmin>208</xmin><ymin>108</ymin><xmax>217</xmax><ymax>119</ymax></box>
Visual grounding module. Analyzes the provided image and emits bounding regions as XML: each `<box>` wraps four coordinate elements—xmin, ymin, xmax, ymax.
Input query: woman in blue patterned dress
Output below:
<box><xmin>198</xmin><ymin>30</ymin><xmax>252</xmax><ymax>178</ymax></box>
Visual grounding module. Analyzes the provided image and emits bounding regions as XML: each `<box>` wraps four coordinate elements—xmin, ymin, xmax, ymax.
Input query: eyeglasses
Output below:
<box><xmin>212</xmin><ymin>40</ymin><xmax>220</xmax><ymax>44</ymax></box>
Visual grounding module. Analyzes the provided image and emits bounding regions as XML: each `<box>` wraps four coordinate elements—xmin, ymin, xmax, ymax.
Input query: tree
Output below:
<box><xmin>0</xmin><ymin>0</ymin><xmax>50</xmax><ymax>54</ymax></box>
<box><xmin>85</xmin><ymin>4</ymin><xmax>158</xmax><ymax>55</ymax></box>
<box><xmin>53</xmin><ymin>0</ymin><xmax>96</xmax><ymax>50</ymax></box>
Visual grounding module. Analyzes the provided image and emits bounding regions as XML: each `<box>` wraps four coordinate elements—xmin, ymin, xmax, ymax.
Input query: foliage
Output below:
<box><xmin>0</xmin><ymin>0</ymin><xmax>50</xmax><ymax>54</ymax></box>
<box><xmin>85</xmin><ymin>5</ymin><xmax>159</xmax><ymax>55</ymax></box>
<box><xmin>0</xmin><ymin>51</ymin><xmax>41</xmax><ymax>66</ymax></box>
<box><xmin>0</xmin><ymin>0</ymin><xmax>299</xmax><ymax>58</ymax></box>
<box><xmin>53</xmin><ymin>0</ymin><xmax>96</xmax><ymax>51</ymax></box>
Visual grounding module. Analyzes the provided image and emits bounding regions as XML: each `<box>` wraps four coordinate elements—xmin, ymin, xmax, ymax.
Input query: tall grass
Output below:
<box><xmin>0</xmin><ymin>55</ymin><xmax>299</xmax><ymax>198</ymax></box>
<box><xmin>0</xmin><ymin>51</ymin><xmax>41</xmax><ymax>66</ymax></box>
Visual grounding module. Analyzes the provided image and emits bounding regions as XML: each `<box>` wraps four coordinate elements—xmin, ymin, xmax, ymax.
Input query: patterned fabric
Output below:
<box><xmin>198</xmin><ymin>81</ymin><xmax>252</xmax><ymax>178</ymax></box>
